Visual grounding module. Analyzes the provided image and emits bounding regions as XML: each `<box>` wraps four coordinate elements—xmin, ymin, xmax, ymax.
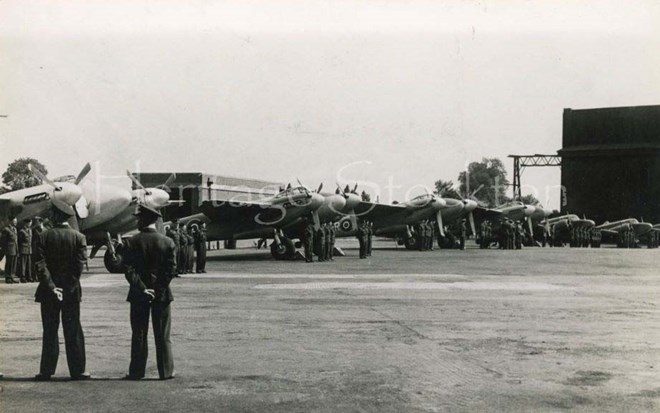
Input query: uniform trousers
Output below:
<box><xmin>129</xmin><ymin>300</ymin><xmax>174</xmax><ymax>379</ymax></box>
<box><xmin>39</xmin><ymin>299</ymin><xmax>86</xmax><ymax>377</ymax></box>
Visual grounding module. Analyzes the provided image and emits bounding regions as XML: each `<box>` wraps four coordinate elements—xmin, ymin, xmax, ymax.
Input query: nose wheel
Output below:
<box><xmin>404</xmin><ymin>236</ymin><xmax>419</xmax><ymax>250</ymax></box>
<box><xmin>270</xmin><ymin>237</ymin><xmax>296</xmax><ymax>260</ymax></box>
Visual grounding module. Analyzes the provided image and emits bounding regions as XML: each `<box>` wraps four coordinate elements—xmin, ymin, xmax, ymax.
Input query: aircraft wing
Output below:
<box><xmin>352</xmin><ymin>202</ymin><xmax>408</xmax><ymax>222</ymax></box>
<box><xmin>600</xmin><ymin>228</ymin><xmax>619</xmax><ymax>236</ymax></box>
<box><xmin>199</xmin><ymin>200</ymin><xmax>290</xmax><ymax>229</ymax></box>
<box><xmin>472</xmin><ymin>206</ymin><xmax>505</xmax><ymax>221</ymax></box>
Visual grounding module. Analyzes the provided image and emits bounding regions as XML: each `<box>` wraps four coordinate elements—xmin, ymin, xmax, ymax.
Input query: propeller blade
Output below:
<box><xmin>161</xmin><ymin>173</ymin><xmax>177</xmax><ymax>190</ymax></box>
<box><xmin>28</xmin><ymin>164</ymin><xmax>59</xmax><ymax>190</ymax></box>
<box><xmin>126</xmin><ymin>170</ymin><xmax>146</xmax><ymax>191</ymax></box>
<box><xmin>468</xmin><ymin>211</ymin><xmax>476</xmax><ymax>237</ymax></box>
<box><xmin>436</xmin><ymin>211</ymin><xmax>445</xmax><ymax>237</ymax></box>
<box><xmin>74</xmin><ymin>163</ymin><xmax>91</xmax><ymax>185</ymax></box>
<box><xmin>527</xmin><ymin>217</ymin><xmax>534</xmax><ymax>237</ymax></box>
<box><xmin>336</xmin><ymin>183</ymin><xmax>347</xmax><ymax>197</ymax></box>
<box><xmin>317</xmin><ymin>182</ymin><xmax>323</xmax><ymax>193</ymax></box>
<box><xmin>74</xmin><ymin>195</ymin><xmax>89</xmax><ymax>219</ymax></box>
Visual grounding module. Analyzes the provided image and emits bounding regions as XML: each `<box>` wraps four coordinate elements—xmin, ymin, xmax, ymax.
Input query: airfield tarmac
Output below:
<box><xmin>1</xmin><ymin>240</ymin><xmax>659</xmax><ymax>412</ymax></box>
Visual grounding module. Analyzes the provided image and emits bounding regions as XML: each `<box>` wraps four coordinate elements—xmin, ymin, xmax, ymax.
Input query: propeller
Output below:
<box><xmin>158</xmin><ymin>173</ymin><xmax>177</xmax><ymax>191</ymax></box>
<box><xmin>352</xmin><ymin>183</ymin><xmax>358</xmax><ymax>194</ymax></box>
<box><xmin>74</xmin><ymin>163</ymin><xmax>91</xmax><ymax>185</ymax></box>
<box><xmin>28</xmin><ymin>164</ymin><xmax>60</xmax><ymax>190</ymax></box>
<box><xmin>127</xmin><ymin>170</ymin><xmax>149</xmax><ymax>194</ymax></box>
<box><xmin>436</xmin><ymin>211</ymin><xmax>445</xmax><ymax>237</ymax></box>
<box><xmin>468</xmin><ymin>210</ymin><xmax>476</xmax><ymax>237</ymax></box>
<box><xmin>527</xmin><ymin>217</ymin><xmax>534</xmax><ymax>237</ymax></box>
<box><xmin>317</xmin><ymin>182</ymin><xmax>323</xmax><ymax>193</ymax></box>
<box><xmin>336</xmin><ymin>183</ymin><xmax>347</xmax><ymax>198</ymax></box>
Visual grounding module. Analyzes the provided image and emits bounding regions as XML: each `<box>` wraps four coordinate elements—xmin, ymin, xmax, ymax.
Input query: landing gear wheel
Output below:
<box><xmin>270</xmin><ymin>237</ymin><xmax>296</xmax><ymax>260</ymax></box>
<box><xmin>404</xmin><ymin>236</ymin><xmax>419</xmax><ymax>250</ymax></box>
<box><xmin>103</xmin><ymin>249</ymin><xmax>125</xmax><ymax>274</ymax></box>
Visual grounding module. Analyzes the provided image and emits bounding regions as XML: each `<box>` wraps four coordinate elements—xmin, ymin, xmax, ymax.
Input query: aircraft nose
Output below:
<box><xmin>432</xmin><ymin>197</ymin><xmax>447</xmax><ymax>210</ymax></box>
<box><xmin>344</xmin><ymin>193</ymin><xmax>361</xmax><ymax>210</ymax></box>
<box><xmin>310</xmin><ymin>193</ymin><xmax>325</xmax><ymax>210</ymax></box>
<box><xmin>330</xmin><ymin>194</ymin><xmax>347</xmax><ymax>212</ymax></box>
<box><xmin>524</xmin><ymin>205</ymin><xmax>536</xmax><ymax>216</ymax></box>
<box><xmin>463</xmin><ymin>199</ymin><xmax>478</xmax><ymax>212</ymax></box>
<box><xmin>144</xmin><ymin>188</ymin><xmax>170</xmax><ymax>209</ymax></box>
<box><xmin>55</xmin><ymin>182</ymin><xmax>83</xmax><ymax>207</ymax></box>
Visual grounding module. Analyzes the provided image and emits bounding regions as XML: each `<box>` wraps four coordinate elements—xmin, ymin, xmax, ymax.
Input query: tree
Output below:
<box><xmin>458</xmin><ymin>158</ymin><xmax>509</xmax><ymax>207</ymax></box>
<box><xmin>520</xmin><ymin>194</ymin><xmax>539</xmax><ymax>205</ymax></box>
<box><xmin>360</xmin><ymin>190</ymin><xmax>371</xmax><ymax>202</ymax></box>
<box><xmin>433</xmin><ymin>179</ymin><xmax>461</xmax><ymax>199</ymax></box>
<box><xmin>2</xmin><ymin>158</ymin><xmax>47</xmax><ymax>191</ymax></box>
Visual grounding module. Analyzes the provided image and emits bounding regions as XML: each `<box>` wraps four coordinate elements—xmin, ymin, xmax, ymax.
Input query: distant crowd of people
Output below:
<box><xmin>164</xmin><ymin>220</ymin><xmax>207</xmax><ymax>274</ymax></box>
<box><xmin>1</xmin><ymin>216</ymin><xmax>47</xmax><ymax>284</ymax></box>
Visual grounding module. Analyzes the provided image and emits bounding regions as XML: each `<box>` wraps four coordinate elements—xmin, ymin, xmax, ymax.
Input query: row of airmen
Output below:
<box><xmin>164</xmin><ymin>220</ymin><xmax>207</xmax><ymax>274</ymax></box>
<box><xmin>301</xmin><ymin>220</ymin><xmax>375</xmax><ymax>262</ymax></box>
<box><xmin>569</xmin><ymin>227</ymin><xmax>603</xmax><ymax>248</ymax></box>
<box><xmin>1</xmin><ymin>217</ymin><xmax>47</xmax><ymax>284</ymax></box>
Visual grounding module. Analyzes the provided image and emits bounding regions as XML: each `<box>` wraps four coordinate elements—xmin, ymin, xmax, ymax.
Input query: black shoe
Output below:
<box><xmin>160</xmin><ymin>372</ymin><xmax>176</xmax><ymax>380</ymax></box>
<box><xmin>123</xmin><ymin>374</ymin><xmax>143</xmax><ymax>380</ymax></box>
<box><xmin>201</xmin><ymin>270</ymin><xmax>206</xmax><ymax>273</ymax></box>
<box><xmin>71</xmin><ymin>372</ymin><xmax>91</xmax><ymax>380</ymax></box>
<box><xmin>34</xmin><ymin>373</ymin><xmax>51</xmax><ymax>381</ymax></box>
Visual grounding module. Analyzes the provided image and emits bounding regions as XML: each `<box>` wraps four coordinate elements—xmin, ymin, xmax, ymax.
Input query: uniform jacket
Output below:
<box><xmin>166</xmin><ymin>228</ymin><xmax>180</xmax><ymax>248</ymax></box>
<box><xmin>34</xmin><ymin>224</ymin><xmax>87</xmax><ymax>303</ymax></box>
<box><xmin>1</xmin><ymin>226</ymin><xmax>18</xmax><ymax>256</ymax></box>
<box><xmin>32</xmin><ymin>226</ymin><xmax>44</xmax><ymax>252</ymax></box>
<box><xmin>18</xmin><ymin>226</ymin><xmax>32</xmax><ymax>255</ymax></box>
<box><xmin>194</xmin><ymin>229</ymin><xmax>207</xmax><ymax>249</ymax></box>
<box><xmin>123</xmin><ymin>228</ymin><xmax>177</xmax><ymax>303</ymax></box>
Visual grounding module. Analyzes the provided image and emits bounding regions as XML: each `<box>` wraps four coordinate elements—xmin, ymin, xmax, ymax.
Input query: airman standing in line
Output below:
<box><xmin>178</xmin><ymin>223</ymin><xmax>188</xmax><ymax>273</ymax></box>
<box><xmin>194</xmin><ymin>223</ymin><xmax>207</xmax><ymax>273</ymax></box>
<box><xmin>317</xmin><ymin>225</ymin><xmax>326</xmax><ymax>262</ymax></box>
<box><xmin>323</xmin><ymin>223</ymin><xmax>331</xmax><ymax>261</ymax></box>
<box><xmin>186</xmin><ymin>227</ymin><xmax>195</xmax><ymax>273</ymax></box>
<box><xmin>459</xmin><ymin>219</ymin><xmax>467</xmax><ymax>251</ymax></box>
<box><xmin>303</xmin><ymin>220</ymin><xmax>314</xmax><ymax>263</ymax></box>
<box><xmin>31</xmin><ymin>217</ymin><xmax>45</xmax><ymax>281</ymax></box>
<box><xmin>357</xmin><ymin>221</ymin><xmax>366</xmax><ymax>259</ymax></box>
<box><xmin>428</xmin><ymin>221</ymin><xmax>435</xmax><ymax>251</ymax></box>
<box><xmin>328</xmin><ymin>223</ymin><xmax>336</xmax><ymax>261</ymax></box>
<box><xmin>166</xmin><ymin>220</ymin><xmax>181</xmax><ymax>277</ymax></box>
<box><xmin>17</xmin><ymin>219</ymin><xmax>33</xmax><ymax>283</ymax></box>
<box><xmin>366</xmin><ymin>221</ymin><xmax>373</xmax><ymax>256</ymax></box>
<box><xmin>2</xmin><ymin>217</ymin><xmax>19</xmax><ymax>283</ymax></box>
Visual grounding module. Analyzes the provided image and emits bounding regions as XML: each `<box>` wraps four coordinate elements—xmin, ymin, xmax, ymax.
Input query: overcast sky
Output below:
<box><xmin>1</xmin><ymin>0</ymin><xmax>659</xmax><ymax>209</ymax></box>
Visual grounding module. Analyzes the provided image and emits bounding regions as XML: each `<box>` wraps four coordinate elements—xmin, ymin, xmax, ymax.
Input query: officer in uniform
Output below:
<box><xmin>365</xmin><ymin>221</ymin><xmax>372</xmax><ymax>256</ymax></box>
<box><xmin>428</xmin><ymin>221</ymin><xmax>435</xmax><ymax>251</ymax></box>
<box><xmin>316</xmin><ymin>225</ymin><xmax>326</xmax><ymax>262</ymax></box>
<box><xmin>34</xmin><ymin>205</ymin><xmax>90</xmax><ymax>381</ymax></box>
<box><xmin>186</xmin><ymin>227</ymin><xmax>195</xmax><ymax>273</ymax></box>
<box><xmin>303</xmin><ymin>220</ymin><xmax>314</xmax><ymax>263</ymax></box>
<box><xmin>122</xmin><ymin>205</ymin><xmax>177</xmax><ymax>380</ymax></box>
<box><xmin>194</xmin><ymin>222</ymin><xmax>207</xmax><ymax>273</ymax></box>
<box><xmin>459</xmin><ymin>219</ymin><xmax>467</xmax><ymax>251</ymax></box>
<box><xmin>31</xmin><ymin>217</ymin><xmax>45</xmax><ymax>281</ymax></box>
<box><xmin>2</xmin><ymin>217</ymin><xmax>19</xmax><ymax>283</ymax></box>
<box><xmin>166</xmin><ymin>221</ymin><xmax>181</xmax><ymax>277</ymax></box>
<box><xmin>418</xmin><ymin>221</ymin><xmax>426</xmax><ymax>251</ymax></box>
<box><xmin>17</xmin><ymin>219</ymin><xmax>33</xmax><ymax>283</ymax></box>
<box><xmin>178</xmin><ymin>223</ymin><xmax>188</xmax><ymax>273</ymax></box>
<box><xmin>328</xmin><ymin>223</ymin><xmax>336</xmax><ymax>261</ymax></box>
<box><xmin>357</xmin><ymin>221</ymin><xmax>366</xmax><ymax>259</ymax></box>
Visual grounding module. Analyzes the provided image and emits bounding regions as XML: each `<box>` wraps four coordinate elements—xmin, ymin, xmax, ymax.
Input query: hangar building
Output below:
<box><xmin>558</xmin><ymin>105</ymin><xmax>660</xmax><ymax>224</ymax></box>
<box><xmin>132</xmin><ymin>172</ymin><xmax>284</xmax><ymax>221</ymax></box>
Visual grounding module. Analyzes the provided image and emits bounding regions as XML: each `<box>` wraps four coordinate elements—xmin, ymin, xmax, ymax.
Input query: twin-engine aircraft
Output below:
<box><xmin>596</xmin><ymin>218</ymin><xmax>654</xmax><ymax>244</ymax></box>
<box><xmin>0</xmin><ymin>163</ymin><xmax>90</xmax><ymax>229</ymax></box>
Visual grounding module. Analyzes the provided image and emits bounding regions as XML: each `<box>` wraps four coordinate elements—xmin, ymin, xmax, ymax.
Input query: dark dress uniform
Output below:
<box><xmin>324</xmin><ymin>225</ymin><xmax>332</xmax><ymax>261</ymax></box>
<box><xmin>366</xmin><ymin>223</ymin><xmax>373</xmax><ymax>256</ymax></box>
<box><xmin>303</xmin><ymin>223</ymin><xmax>314</xmax><ymax>262</ymax></box>
<box><xmin>178</xmin><ymin>228</ymin><xmax>188</xmax><ymax>274</ymax></box>
<box><xmin>2</xmin><ymin>225</ymin><xmax>18</xmax><ymax>282</ymax></box>
<box><xmin>187</xmin><ymin>232</ymin><xmax>195</xmax><ymax>273</ymax></box>
<box><xmin>31</xmin><ymin>224</ymin><xmax>45</xmax><ymax>281</ymax></box>
<box><xmin>122</xmin><ymin>226</ymin><xmax>177</xmax><ymax>380</ymax></box>
<box><xmin>18</xmin><ymin>225</ymin><xmax>33</xmax><ymax>282</ymax></box>
<box><xmin>357</xmin><ymin>224</ymin><xmax>366</xmax><ymax>259</ymax></box>
<box><xmin>34</xmin><ymin>223</ymin><xmax>88</xmax><ymax>379</ymax></box>
<box><xmin>459</xmin><ymin>221</ymin><xmax>467</xmax><ymax>250</ymax></box>
<box><xmin>194</xmin><ymin>227</ymin><xmax>207</xmax><ymax>273</ymax></box>
<box><xmin>328</xmin><ymin>225</ymin><xmax>336</xmax><ymax>260</ymax></box>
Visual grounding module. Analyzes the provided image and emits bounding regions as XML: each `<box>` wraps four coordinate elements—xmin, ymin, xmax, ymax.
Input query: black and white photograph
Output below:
<box><xmin>0</xmin><ymin>0</ymin><xmax>659</xmax><ymax>411</ymax></box>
